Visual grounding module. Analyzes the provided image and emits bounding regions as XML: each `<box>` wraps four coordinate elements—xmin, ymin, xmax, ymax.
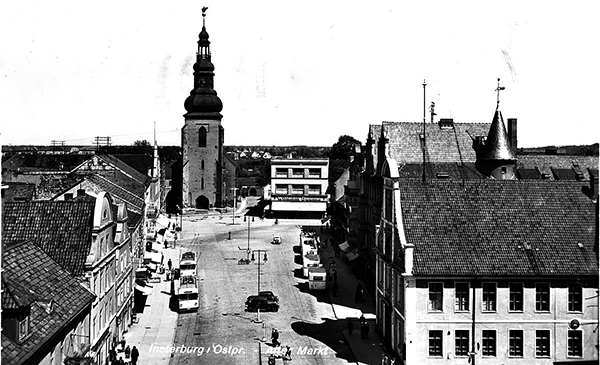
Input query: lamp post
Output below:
<box><xmin>246</xmin><ymin>215</ymin><xmax>251</xmax><ymax>260</ymax></box>
<box><xmin>230</xmin><ymin>187</ymin><xmax>239</xmax><ymax>225</ymax></box>
<box><xmin>251</xmin><ymin>249</ymin><xmax>268</xmax><ymax>323</ymax></box>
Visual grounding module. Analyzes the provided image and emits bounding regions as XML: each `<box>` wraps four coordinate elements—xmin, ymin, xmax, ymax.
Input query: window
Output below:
<box><xmin>536</xmin><ymin>283</ymin><xmax>550</xmax><ymax>312</ymax></box>
<box><xmin>455</xmin><ymin>330</ymin><xmax>469</xmax><ymax>357</ymax></box>
<box><xmin>18</xmin><ymin>316</ymin><xmax>29</xmax><ymax>340</ymax></box>
<box><xmin>568</xmin><ymin>284</ymin><xmax>583</xmax><ymax>312</ymax></box>
<box><xmin>482</xmin><ymin>283</ymin><xmax>497</xmax><ymax>312</ymax></box>
<box><xmin>428</xmin><ymin>283</ymin><xmax>443</xmax><ymax>312</ymax></box>
<box><xmin>535</xmin><ymin>330</ymin><xmax>550</xmax><ymax>357</ymax></box>
<box><xmin>275</xmin><ymin>168</ymin><xmax>287</xmax><ymax>178</ymax></box>
<box><xmin>201</xmin><ymin>160</ymin><xmax>204</xmax><ymax>170</ymax></box>
<box><xmin>275</xmin><ymin>185</ymin><xmax>288</xmax><ymax>195</ymax></box>
<box><xmin>455</xmin><ymin>283</ymin><xmax>469</xmax><ymax>312</ymax></box>
<box><xmin>308</xmin><ymin>185</ymin><xmax>321</xmax><ymax>195</ymax></box>
<box><xmin>482</xmin><ymin>330</ymin><xmax>496</xmax><ymax>357</ymax></box>
<box><xmin>292</xmin><ymin>168</ymin><xmax>304</xmax><ymax>178</ymax></box>
<box><xmin>291</xmin><ymin>185</ymin><xmax>304</xmax><ymax>195</ymax></box>
<box><xmin>509</xmin><ymin>330</ymin><xmax>523</xmax><ymax>357</ymax></box>
<box><xmin>428</xmin><ymin>330</ymin><xmax>443</xmax><ymax>357</ymax></box>
<box><xmin>308</xmin><ymin>168</ymin><xmax>321</xmax><ymax>178</ymax></box>
<box><xmin>198</xmin><ymin>126</ymin><xmax>207</xmax><ymax>147</ymax></box>
<box><xmin>567</xmin><ymin>330</ymin><xmax>583</xmax><ymax>357</ymax></box>
<box><xmin>509</xmin><ymin>282</ymin><xmax>523</xmax><ymax>312</ymax></box>
<box><xmin>201</xmin><ymin>177</ymin><xmax>204</xmax><ymax>190</ymax></box>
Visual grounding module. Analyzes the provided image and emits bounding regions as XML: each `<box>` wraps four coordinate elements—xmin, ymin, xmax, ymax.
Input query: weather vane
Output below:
<box><xmin>495</xmin><ymin>78</ymin><xmax>505</xmax><ymax>110</ymax></box>
<box><xmin>202</xmin><ymin>7</ymin><xmax>208</xmax><ymax>17</ymax></box>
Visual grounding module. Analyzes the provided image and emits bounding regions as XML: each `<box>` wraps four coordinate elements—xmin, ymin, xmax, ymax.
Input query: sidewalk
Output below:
<box><xmin>123</xmin><ymin>243</ymin><xmax>181</xmax><ymax>365</ymax></box>
<box><xmin>313</xmin><ymin>229</ymin><xmax>388</xmax><ymax>365</ymax></box>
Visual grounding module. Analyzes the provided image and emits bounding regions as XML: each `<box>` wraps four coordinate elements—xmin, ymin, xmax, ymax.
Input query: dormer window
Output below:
<box><xmin>18</xmin><ymin>315</ymin><xmax>30</xmax><ymax>341</ymax></box>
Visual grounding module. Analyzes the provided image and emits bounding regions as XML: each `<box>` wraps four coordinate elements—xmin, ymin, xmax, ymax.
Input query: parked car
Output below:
<box><xmin>259</xmin><ymin>291</ymin><xmax>279</xmax><ymax>303</ymax></box>
<box><xmin>272</xmin><ymin>236</ymin><xmax>282</xmax><ymax>244</ymax></box>
<box><xmin>245</xmin><ymin>295</ymin><xmax>279</xmax><ymax>312</ymax></box>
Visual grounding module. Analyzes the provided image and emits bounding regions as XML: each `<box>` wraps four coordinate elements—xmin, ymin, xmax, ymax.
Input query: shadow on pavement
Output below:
<box><xmin>291</xmin><ymin>318</ymin><xmax>355</xmax><ymax>363</ymax></box>
<box><xmin>293</xmin><ymin>253</ymin><xmax>303</xmax><ymax>265</ymax></box>
<box><xmin>293</xmin><ymin>282</ymin><xmax>331</xmax><ymax>304</ymax></box>
<box><xmin>292</xmin><ymin>268</ymin><xmax>304</xmax><ymax>279</ymax></box>
<box><xmin>292</xmin><ymin>245</ymin><xmax>302</xmax><ymax>254</ymax></box>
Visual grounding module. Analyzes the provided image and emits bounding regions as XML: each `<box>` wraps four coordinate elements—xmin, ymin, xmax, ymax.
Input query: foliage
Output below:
<box><xmin>328</xmin><ymin>135</ymin><xmax>361</xmax><ymax>160</ymax></box>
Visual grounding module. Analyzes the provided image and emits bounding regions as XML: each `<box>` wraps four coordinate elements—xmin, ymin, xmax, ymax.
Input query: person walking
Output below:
<box><xmin>167</xmin><ymin>258</ymin><xmax>172</xmax><ymax>271</ymax></box>
<box><xmin>271</xmin><ymin>328</ymin><xmax>280</xmax><ymax>347</ymax></box>
<box><xmin>131</xmin><ymin>346</ymin><xmax>139</xmax><ymax>365</ymax></box>
<box><xmin>355</xmin><ymin>283</ymin><xmax>364</xmax><ymax>303</ymax></box>
<box><xmin>346</xmin><ymin>318</ymin><xmax>354</xmax><ymax>336</ymax></box>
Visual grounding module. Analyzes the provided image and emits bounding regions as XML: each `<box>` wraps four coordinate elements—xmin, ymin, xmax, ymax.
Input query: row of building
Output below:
<box><xmin>329</xmin><ymin>108</ymin><xmax>599</xmax><ymax>363</ymax></box>
<box><xmin>1</xmin><ymin>146</ymin><xmax>163</xmax><ymax>365</ymax></box>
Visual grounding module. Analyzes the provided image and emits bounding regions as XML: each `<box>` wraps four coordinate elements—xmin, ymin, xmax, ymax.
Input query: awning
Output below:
<box><xmin>346</xmin><ymin>251</ymin><xmax>360</xmax><ymax>261</ymax></box>
<box><xmin>135</xmin><ymin>285</ymin><xmax>153</xmax><ymax>296</ymax></box>
<box><xmin>339</xmin><ymin>241</ymin><xmax>351</xmax><ymax>253</ymax></box>
<box><xmin>144</xmin><ymin>251</ymin><xmax>162</xmax><ymax>264</ymax></box>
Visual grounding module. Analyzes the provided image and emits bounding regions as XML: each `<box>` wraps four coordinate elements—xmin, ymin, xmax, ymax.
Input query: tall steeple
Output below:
<box><xmin>184</xmin><ymin>7</ymin><xmax>223</xmax><ymax>120</ymax></box>
<box><xmin>475</xmin><ymin>78</ymin><xmax>517</xmax><ymax>179</ymax></box>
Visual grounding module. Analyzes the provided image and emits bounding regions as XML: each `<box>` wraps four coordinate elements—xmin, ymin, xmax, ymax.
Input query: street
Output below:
<box><xmin>167</xmin><ymin>212</ymin><xmax>363</xmax><ymax>365</ymax></box>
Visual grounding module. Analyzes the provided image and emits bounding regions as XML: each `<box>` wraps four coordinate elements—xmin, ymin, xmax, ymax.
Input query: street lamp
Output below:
<box><xmin>230</xmin><ymin>187</ymin><xmax>239</xmax><ymax>225</ymax></box>
<box><xmin>251</xmin><ymin>249</ymin><xmax>268</xmax><ymax>323</ymax></box>
<box><xmin>246</xmin><ymin>215</ymin><xmax>251</xmax><ymax>260</ymax></box>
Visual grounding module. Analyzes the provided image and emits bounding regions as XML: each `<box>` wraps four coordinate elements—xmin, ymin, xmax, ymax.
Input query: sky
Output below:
<box><xmin>1</xmin><ymin>1</ymin><xmax>599</xmax><ymax>148</ymax></box>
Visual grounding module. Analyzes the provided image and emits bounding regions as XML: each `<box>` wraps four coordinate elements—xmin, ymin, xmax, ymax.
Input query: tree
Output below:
<box><xmin>133</xmin><ymin>140</ymin><xmax>151</xmax><ymax>147</ymax></box>
<box><xmin>328</xmin><ymin>135</ymin><xmax>361</xmax><ymax>160</ymax></box>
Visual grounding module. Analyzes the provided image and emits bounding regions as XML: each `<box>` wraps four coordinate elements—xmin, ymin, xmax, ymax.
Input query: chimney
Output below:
<box><xmin>589</xmin><ymin>169</ymin><xmax>599</xmax><ymax>200</ymax></box>
<box><xmin>77</xmin><ymin>189</ymin><xmax>86</xmax><ymax>197</ymax></box>
<box><xmin>507</xmin><ymin>118</ymin><xmax>518</xmax><ymax>151</ymax></box>
<box><xmin>438</xmin><ymin>118</ymin><xmax>454</xmax><ymax>129</ymax></box>
<box><xmin>473</xmin><ymin>136</ymin><xmax>486</xmax><ymax>157</ymax></box>
<box><xmin>64</xmin><ymin>193</ymin><xmax>73</xmax><ymax>201</ymax></box>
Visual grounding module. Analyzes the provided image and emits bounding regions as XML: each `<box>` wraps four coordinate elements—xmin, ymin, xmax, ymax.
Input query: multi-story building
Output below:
<box><xmin>181</xmin><ymin>9</ymin><xmax>225</xmax><ymax>209</ymax></box>
<box><xmin>1</xmin><ymin>241</ymin><xmax>96</xmax><ymax>365</ymax></box>
<box><xmin>372</xmin><ymin>102</ymin><xmax>599</xmax><ymax>363</ymax></box>
<box><xmin>267</xmin><ymin>158</ymin><xmax>329</xmax><ymax>219</ymax></box>
<box><xmin>2</xmin><ymin>193</ymin><xmax>132</xmax><ymax>365</ymax></box>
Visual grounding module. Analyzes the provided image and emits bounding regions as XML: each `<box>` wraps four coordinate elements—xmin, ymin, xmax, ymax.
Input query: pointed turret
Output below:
<box><xmin>475</xmin><ymin>79</ymin><xmax>517</xmax><ymax>179</ymax></box>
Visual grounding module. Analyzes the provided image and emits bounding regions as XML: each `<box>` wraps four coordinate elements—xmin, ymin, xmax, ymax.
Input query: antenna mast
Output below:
<box><xmin>422</xmin><ymin>80</ymin><xmax>427</xmax><ymax>182</ymax></box>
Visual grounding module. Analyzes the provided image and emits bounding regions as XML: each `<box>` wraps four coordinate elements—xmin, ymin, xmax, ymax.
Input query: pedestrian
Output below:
<box><xmin>332</xmin><ymin>281</ymin><xmax>338</xmax><ymax>297</ymax></box>
<box><xmin>167</xmin><ymin>258</ymin><xmax>172</xmax><ymax>271</ymax></box>
<box><xmin>124</xmin><ymin>345</ymin><xmax>131</xmax><ymax>359</ymax></box>
<box><xmin>131</xmin><ymin>346</ymin><xmax>139</xmax><ymax>365</ymax></box>
<box><xmin>355</xmin><ymin>283</ymin><xmax>364</xmax><ymax>303</ymax></box>
<box><xmin>284</xmin><ymin>346</ymin><xmax>292</xmax><ymax>361</ymax></box>
<box><xmin>364</xmin><ymin>322</ymin><xmax>370</xmax><ymax>339</ymax></box>
<box><xmin>117</xmin><ymin>358</ymin><xmax>125</xmax><ymax>365</ymax></box>
<box><xmin>271</xmin><ymin>328</ymin><xmax>280</xmax><ymax>347</ymax></box>
<box><xmin>346</xmin><ymin>318</ymin><xmax>354</xmax><ymax>336</ymax></box>
<box><xmin>164</xmin><ymin>239</ymin><xmax>168</xmax><ymax>249</ymax></box>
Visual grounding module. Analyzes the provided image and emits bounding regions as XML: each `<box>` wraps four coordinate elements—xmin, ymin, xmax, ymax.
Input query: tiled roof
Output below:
<box><xmin>92</xmin><ymin>169</ymin><xmax>146</xmax><ymax>199</ymax></box>
<box><xmin>478</xmin><ymin>110</ymin><xmax>516</xmax><ymax>161</ymax></box>
<box><xmin>112</xmin><ymin>154</ymin><xmax>153</xmax><ymax>176</ymax></box>
<box><xmin>2</xmin><ymin>182</ymin><xmax>36</xmax><ymax>201</ymax></box>
<box><xmin>97</xmin><ymin>154</ymin><xmax>151</xmax><ymax>187</ymax></box>
<box><xmin>516</xmin><ymin>168</ymin><xmax>542</xmax><ymax>180</ymax></box>
<box><xmin>398</xmin><ymin>163</ymin><xmax>484</xmax><ymax>180</ymax></box>
<box><xmin>517</xmin><ymin>155</ymin><xmax>598</xmax><ymax>181</ymax></box>
<box><xmin>398</xmin><ymin>179</ymin><xmax>598</xmax><ymax>276</ymax></box>
<box><xmin>381</xmin><ymin>121</ymin><xmax>490</xmax><ymax>164</ymax></box>
<box><xmin>1</xmin><ymin>241</ymin><xmax>95</xmax><ymax>365</ymax></box>
<box><xmin>35</xmin><ymin>174</ymin><xmax>85</xmax><ymax>200</ymax></box>
<box><xmin>2</xmin><ymin>201</ymin><xmax>96</xmax><ymax>276</ymax></box>
<box><xmin>86</xmin><ymin>174</ymin><xmax>144</xmax><ymax>211</ymax></box>
<box><xmin>2</xmin><ymin>153</ymin><xmax>90</xmax><ymax>172</ymax></box>
<box><xmin>551</xmin><ymin>168</ymin><xmax>578</xmax><ymax>180</ymax></box>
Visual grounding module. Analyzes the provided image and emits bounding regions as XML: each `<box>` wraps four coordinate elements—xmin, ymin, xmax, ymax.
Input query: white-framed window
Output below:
<box><xmin>567</xmin><ymin>330</ymin><xmax>583</xmax><ymax>357</ymax></box>
<box><xmin>428</xmin><ymin>330</ymin><xmax>443</xmax><ymax>357</ymax></box>
<box><xmin>482</xmin><ymin>282</ymin><xmax>497</xmax><ymax>312</ymax></box>
<box><xmin>428</xmin><ymin>282</ymin><xmax>443</xmax><ymax>312</ymax></box>
<box><xmin>535</xmin><ymin>283</ymin><xmax>550</xmax><ymax>312</ymax></box>
<box><xmin>291</xmin><ymin>185</ymin><xmax>304</xmax><ymax>195</ymax></box>
<box><xmin>308</xmin><ymin>168</ymin><xmax>321</xmax><ymax>178</ymax></box>
<box><xmin>18</xmin><ymin>315</ymin><xmax>29</xmax><ymax>341</ymax></box>
<box><xmin>275</xmin><ymin>168</ymin><xmax>287</xmax><ymax>178</ymax></box>
<box><xmin>482</xmin><ymin>330</ymin><xmax>496</xmax><ymax>357</ymax></box>
<box><xmin>509</xmin><ymin>282</ymin><xmax>523</xmax><ymax>312</ymax></box>
<box><xmin>307</xmin><ymin>185</ymin><xmax>321</xmax><ymax>195</ymax></box>
<box><xmin>454</xmin><ymin>282</ymin><xmax>469</xmax><ymax>312</ymax></box>
<box><xmin>508</xmin><ymin>329</ymin><xmax>523</xmax><ymax>357</ymax></box>
<box><xmin>568</xmin><ymin>283</ymin><xmax>583</xmax><ymax>312</ymax></box>
<box><xmin>535</xmin><ymin>330</ymin><xmax>551</xmax><ymax>357</ymax></box>
<box><xmin>292</xmin><ymin>168</ymin><xmax>304</xmax><ymax>178</ymax></box>
<box><xmin>455</xmin><ymin>330</ymin><xmax>469</xmax><ymax>357</ymax></box>
<box><xmin>275</xmin><ymin>184</ymin><xmax>288</xmax><ymax>195</ymax></box>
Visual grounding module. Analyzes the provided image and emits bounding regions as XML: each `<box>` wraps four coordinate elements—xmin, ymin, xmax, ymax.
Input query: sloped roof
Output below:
<box><xmin>382</xmin><ymin>121</ymin><xmax>490</xmax><ymax>164</ymax></box>
<box><xmin>2</xmin><ymin>201</ymin><xmax>96</xmax><ymax>276</ymax></box>
<box><xmin>86</xmin><ymin>174</ymin><xmax>144</xmax><ymax>212</ymax></box>
<box><xmin>2</xmin><ymin>153</ymin><xmax>90</xmax><ymax>172</ymax></box>
<box><xmin>1</xmin><ymin>241</ymin><xmax>95</xmax><ymax>365</ymax></box>
<box><xmin>112</xmin><ymin>154</ymin><xmax>153</xmax><ymax>176</ymax></box>
<box><xmin>517</xmin><ymin>155</ymin><xmax>598</xmax><ymax>181</ymax></box>
<box><xmin>398</xmin><ymin>179</ymin><xmax>598</xmax><ymax>276</ymax></box>
<box><xmin>2</xmin><ymin>182</ymin><xmax>36</xmax><ymax>202</ymax></box>
<box><xmin>398</xmin><ymin>163</ymin><xmax>484</xmax><ymax>180</ymax></box>
<box><xmin>478</xmin><ymin>110</ymin><xmax>516</xmax><ymax>161</ymax></box>
<box><xmin>35</xmin><ymin>174</ymin><xmax>85</xmax><ymax>200</ymax></box>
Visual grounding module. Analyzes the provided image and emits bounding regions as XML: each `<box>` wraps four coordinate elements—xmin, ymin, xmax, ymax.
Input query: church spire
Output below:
<box><xmin>184</xmin><ymin>6</ymin><xmax>223</xmax><ymax>119</ymax></box>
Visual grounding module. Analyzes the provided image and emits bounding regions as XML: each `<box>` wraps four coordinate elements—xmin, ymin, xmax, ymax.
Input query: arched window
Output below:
<box><xmin>201</xmin><ymin>160</ymin><xmax>205</xmax><ymax>170</ymax></box>
<box><xmin>199</xmin><ymin>126</ymin><xmax>207</xmax><ymax>147</ymax></box>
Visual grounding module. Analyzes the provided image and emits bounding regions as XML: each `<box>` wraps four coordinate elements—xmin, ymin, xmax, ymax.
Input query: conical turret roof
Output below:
<box><xmin>479</xmin><ymin>109</ymin><xmax>516</xmax><ymax>161</ymax></box>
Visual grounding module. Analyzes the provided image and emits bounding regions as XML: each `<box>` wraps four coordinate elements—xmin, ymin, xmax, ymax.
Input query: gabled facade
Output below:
<box><xmin>2</xmin><ymin>193</ymin><xmax>133</xmax><ymax>365</ymax></box>
<box><xmin>1</xmin><ymin>241</ymin><xmax>96</xmax><ymax>365</ymax></box>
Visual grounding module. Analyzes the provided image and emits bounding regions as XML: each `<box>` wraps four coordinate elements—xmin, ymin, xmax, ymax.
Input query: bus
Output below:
<box><xmin>180</xmin><ymin>251</ymin><xmax>197</xmax><ymax>277</ymax></box>
<box><xmin>177</xmin><ymin>275</ymin><xmax>199</xmax><ymax>312</ymax></box>
<box><xmin>308</xmin><ymin>267</ymin><xmax>327</xmax><ymax>290</ymax></box>
<box><xmin>303</xmin><ymin>253</ymin><xmax>322</xmax><ymax>278</ymax></box>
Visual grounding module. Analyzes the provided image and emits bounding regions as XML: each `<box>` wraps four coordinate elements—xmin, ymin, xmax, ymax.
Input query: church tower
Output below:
<box><xmin>182</xmin><ymin>8</ymin><xmax>224</xmax><ymax>209</ymax></box>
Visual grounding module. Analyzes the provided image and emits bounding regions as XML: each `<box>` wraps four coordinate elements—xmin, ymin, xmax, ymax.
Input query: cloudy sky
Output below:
<box><xmin>1</xmin><ymin>1</ymin><xmax>599</xmax><ymax>148</ymax></box>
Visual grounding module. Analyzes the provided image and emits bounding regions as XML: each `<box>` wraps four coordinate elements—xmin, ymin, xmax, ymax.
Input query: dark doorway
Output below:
<box><xmin>195</xmin><ymin>195</ymin><xmax>209</xmax><ymax>209</ymax></box>
<box><xmin>249</xmin><ymin>187</ymin><xmax>257</xmax><ymax>196</ymax></box>
<box><xmin>165</xmin><ymin>190</ymin><xmax>181</xmax><ymax>214</ymax></box>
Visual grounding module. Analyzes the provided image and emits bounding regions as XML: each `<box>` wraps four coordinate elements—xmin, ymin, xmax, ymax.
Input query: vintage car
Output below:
<box><xmin>245</xmin><ymin>294</ymin><xmax>279</xmax><ymax>312</ymax></box>
<box><xmin>272</xmin><ymin>235</ymin><xmax>282</xmax><ymax>244</ymax></box>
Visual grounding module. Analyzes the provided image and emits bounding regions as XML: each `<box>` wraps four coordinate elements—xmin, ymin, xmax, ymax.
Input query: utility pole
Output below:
<box><xmin>230</xmin><ymin>187</ymin><xmax>239</xmax><ymax>225</ymax></box>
